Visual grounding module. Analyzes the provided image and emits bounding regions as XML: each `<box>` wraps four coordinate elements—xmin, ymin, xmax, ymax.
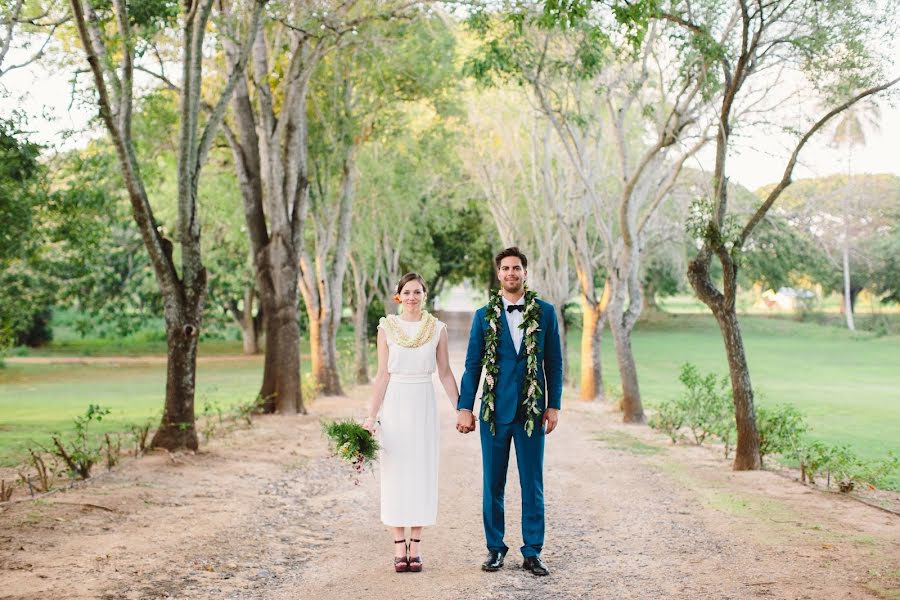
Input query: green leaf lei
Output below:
<box><xmin>480</xmin><ymin>287</ymin><xmax>543</xmax><ymax>436</ymax></box>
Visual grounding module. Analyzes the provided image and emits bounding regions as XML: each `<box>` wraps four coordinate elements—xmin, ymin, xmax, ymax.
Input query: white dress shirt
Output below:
<box><xmin>501</xmin><ymin>293</ymin><xmax>525</xmax><ymax>354</ymax></box>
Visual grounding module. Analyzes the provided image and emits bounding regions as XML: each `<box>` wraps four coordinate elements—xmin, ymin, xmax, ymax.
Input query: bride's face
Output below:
<box><xmin>399</xmin><ymin>281</ymin><xmax>426</xmax><ymax>311</ymax></box>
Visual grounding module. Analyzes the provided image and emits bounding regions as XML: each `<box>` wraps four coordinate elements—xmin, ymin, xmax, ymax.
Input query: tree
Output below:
<box><xmin>869</xmin><ymin>210</ymin><xmax>900</xmax><ymax>305</ymax></box>
<box><xmin>756</xmin><ymin>174</ymin><xmax>899</xmax><ymax>311</ymax></box>
<box><xmin>829</xmin><ymin>100</ymin><xmax>882</xmax><ymax>329</ymax></box>
<box><xmin>218</xmin><ymin>1</ymin><xmax>429</xmax><ymax>411</ymax></box>
<box><xmin>0</xmin><ymin>116</ymin><xmax>45</xmax><ymax>346</ymax></box>
<box><xmin>67</xmin><ymin>0</ymin><xmax>264</xmax><ymax>449</ymax></box>
<box><xmin>0</xmin><ymin>2</ymin><xmax>70</xmax><ymax>348</ymax></box>
<box><xmin>664</xmin><ymin>0</ymin><xmax>900</xmax><ymax>469</ymax></box>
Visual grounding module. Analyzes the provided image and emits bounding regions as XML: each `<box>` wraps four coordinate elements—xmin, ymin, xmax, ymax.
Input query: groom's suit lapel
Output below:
<box><xmin>516</xmin><ymin>299</ymin><xmax>537</xmax><ymax>359</ymax></box>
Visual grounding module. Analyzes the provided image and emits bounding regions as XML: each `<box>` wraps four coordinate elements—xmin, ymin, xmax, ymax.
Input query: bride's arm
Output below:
<box><xmin>363</xmin><ymin>329</ymin><xmax>391</xmax><ymax>433</ymax></box>
<box><xmin>436</xmin><ymin>327</ymin><xmax>460</xmax><ymax>410</ymax></box>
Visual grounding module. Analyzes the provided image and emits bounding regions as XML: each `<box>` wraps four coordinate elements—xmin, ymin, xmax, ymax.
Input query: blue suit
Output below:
<box><xmin>458</xmin><ymin>297</ymin><xmax>563</xmax><ymax>558</ymax></box>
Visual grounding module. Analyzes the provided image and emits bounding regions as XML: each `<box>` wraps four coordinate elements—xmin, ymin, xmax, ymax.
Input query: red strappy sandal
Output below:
<box><xmin>394</xmin><ymin>539</ymin><xmax>409</xmax><ymax>573</ymax></box>
<box><xmin>408</xmin><ymin>538</ymin><xmax>422</xmax><ymax>572</ymax></box>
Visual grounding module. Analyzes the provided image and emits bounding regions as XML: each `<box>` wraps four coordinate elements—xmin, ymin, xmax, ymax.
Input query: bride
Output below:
<box><xmin>362</xmin><ymin>273</ymin><xmax>460</xmax><ymax>573</ymax></box>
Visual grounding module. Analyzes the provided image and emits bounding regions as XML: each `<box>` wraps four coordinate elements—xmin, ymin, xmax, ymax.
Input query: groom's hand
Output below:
<box><xmin>542</xmin><ymin>408</ymin><xmax>559</xmax><ymax>434</ymax></box>
<box><xmin>456</xmin><ymin>409</ymin><xmax>475</xmax><ymax>434</ymax></box>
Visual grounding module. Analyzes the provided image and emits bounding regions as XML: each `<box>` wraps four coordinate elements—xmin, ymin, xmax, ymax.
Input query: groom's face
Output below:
<box><xmin>497</xmin><ymin>256</ymin><xmax>526</xmax><ymax>295</ymax></box>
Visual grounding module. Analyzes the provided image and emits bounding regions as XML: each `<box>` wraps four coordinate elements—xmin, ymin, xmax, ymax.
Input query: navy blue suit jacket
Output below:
<box><xmin>458</xmin><ymin>298</ymin><xmax>563</xmax><ymax>424</ymax></box>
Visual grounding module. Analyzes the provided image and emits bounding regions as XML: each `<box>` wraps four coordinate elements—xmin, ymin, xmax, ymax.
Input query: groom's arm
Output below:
<box><xmin>457</xmin><ymin>309</ymin><xmax>485</xmax><ymax>413</ymax></box>
<box><xmin>543</xmin><ymin>305</ymin><xmax>563</xmax><ymax>411</ymax></box>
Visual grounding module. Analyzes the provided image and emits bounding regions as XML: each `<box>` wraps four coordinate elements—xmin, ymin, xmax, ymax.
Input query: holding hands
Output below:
<box><xmin>542</xmin><ymin>408</ymin><xmax>559</xmax><ymax>434</ymax></box>
<box><xmin>456</xmin><ymin>409</ymin><xmax>475</xmax><ymax>434</ymax></box>
<box><xmin>455</xmin><ymin>408</ymin><xmax>559</xmax><ymax>434</ymax></box>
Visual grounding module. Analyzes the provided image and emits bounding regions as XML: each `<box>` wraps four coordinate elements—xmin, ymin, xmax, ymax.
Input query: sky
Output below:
<box><xmin>1</xmin><ymin>38</ymin><xmax>899</xmax><ymax>194</ymax></box>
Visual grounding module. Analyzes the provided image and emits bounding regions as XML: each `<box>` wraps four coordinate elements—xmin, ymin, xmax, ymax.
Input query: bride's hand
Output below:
<box><xmin>362</xmin><ymin>416</ymin><xmax>377</xmax><ymax>435</ymax></box>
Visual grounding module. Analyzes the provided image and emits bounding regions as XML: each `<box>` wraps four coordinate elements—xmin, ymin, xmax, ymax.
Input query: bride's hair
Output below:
<box><xmin>397</xmin><ymin>272</ymin><xmax>427</xmax><ymax>294</ymax></box>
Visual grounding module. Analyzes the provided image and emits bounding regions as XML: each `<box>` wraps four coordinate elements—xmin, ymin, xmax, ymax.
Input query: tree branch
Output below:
<box><xmin>739</xmin><ymin>76</ymin><xmax>900</xmax><ymax>245</ymax></box>
<box><xmin>196</xmin><ymin>0</ymin><xmax>266</xmax><ymax>175</ymax></box>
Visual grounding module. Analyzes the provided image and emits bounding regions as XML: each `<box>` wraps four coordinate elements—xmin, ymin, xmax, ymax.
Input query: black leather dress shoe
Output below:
<box><xmin>522</xmin><ymin>555</ymin><xmax>549</xmax><ymax>576</ymax></box>
<box><xmin>481</xmin><ymin>550</ymin><xmax>506</xmax><ymax>571</ymax></box>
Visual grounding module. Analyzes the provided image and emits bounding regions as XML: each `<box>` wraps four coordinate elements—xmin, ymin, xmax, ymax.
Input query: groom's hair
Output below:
<box><xmin>396</xmin><ymin>272</ymin><xmax>428</xmax><ymax>294</ymax></box>
<box><xmin>494</xmin><ymin>247</ymin><xmax>528</xmax><ymax>269</ymax></box>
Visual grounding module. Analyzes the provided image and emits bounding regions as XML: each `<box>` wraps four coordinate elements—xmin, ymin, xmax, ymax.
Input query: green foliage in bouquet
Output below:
<box><xmin>322</xmin><ymin>419</ymin><xmax>380</xmax><ymax>478</ymax></box>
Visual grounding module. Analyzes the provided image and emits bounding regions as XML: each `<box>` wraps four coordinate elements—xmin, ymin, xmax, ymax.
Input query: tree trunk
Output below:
<box><xmin>258</xmin><ymin>297</ymin><xmax>303</xmax><ymax>414</ymax></box>
<box><xmin>641</xmin><ymin>281</ymin><xmax>659</xmax><ymax>312</ymax></box>
<box><xmin>606</xmin><ymin>243</ymin><xmax>646</xmax><ymax>422</ymax></box>
<box><xmin>579</xmin><ymin>299</ymin><xmax>604</xmax><ymax>402</ymax></box>
<box><xmin>310</xmin><ymin>312</ymin><xmax>344</xmax><ymax>396</ymax></box>
<box><xmin>841</xmin><ymin>243</ymin><xmax>855</xmax><ymax>330</ymax></box>
<box><xmin>150</xmin><ymin>312</ymin><xmax>201</xmax><ymax>450</ymax></box>
<box><xmin>353</xmin><ymin>299</ymin><xmax>369</xmax><ymax>384</ymax></box>
<box><xmin>240</xmin><ymin>288</ymin><xmax>260</xmax><ymax>355</ymax></box>
<box><xmin>714</xmin><ymin>307</ymin><xmax>762</xmax><ymax>470</ymax></box>
<box><xmin>554</xmin><ymin>303</ymin><xmax>569</xmax><ymax>386</ymax></box>
<box><xmin>348</xmin><ymin>255</ymin><xmax>371</xmax><ymax>385</ymax></box>
<box><xmin>221</xmin><ymin>26</ymin><xmax>316</xmax><ymax>421</ymax></box>
<box><xmin>688</xmin><ymin>248</ymin><xmax>762</xmax><ymax>471</ymax></box>
<box><xmin>256</xmin><ymin>242</ymin><xmax>304</xmax><ymax>414</ymax></box>
<box><xmin>608</xmin><ymin>315</ymin><xmax>645</xmax><ymax>423</ymax></box>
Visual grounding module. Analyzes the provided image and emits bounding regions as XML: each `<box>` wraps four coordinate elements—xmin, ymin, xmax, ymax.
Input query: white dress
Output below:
<box><xmin>377</xmin><ymin>315</ymin><xmax>444</xmax><ymax>527</ymax></box>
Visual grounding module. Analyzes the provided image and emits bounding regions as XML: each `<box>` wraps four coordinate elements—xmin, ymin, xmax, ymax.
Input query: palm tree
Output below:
<box><xmin>829</xmin><ymin>100</ymin><xmax>882</xmax><ymax>331</ymax></box>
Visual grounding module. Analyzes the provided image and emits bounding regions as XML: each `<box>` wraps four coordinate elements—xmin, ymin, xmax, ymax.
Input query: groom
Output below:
<box><xmin>457</xmin><ymin>247</ymin><xmax>562</xmax><ymax>576</ymax></box>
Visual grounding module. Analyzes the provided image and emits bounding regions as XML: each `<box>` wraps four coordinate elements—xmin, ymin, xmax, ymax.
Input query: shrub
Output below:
<box><xmin>49</xmin><ymin>404</ymin><xmax>111</xmax><ymax>479</ymax></box>
<box><xmin>826</xmin><ymin>446</ymin><xmax>898</xmax><ymax>493</ymax></box>
<box><xmin>236</xmin><ymin>394</ymin><xmax>266</xmax><ymax>425</ymax></box>
<box><xmin>200</xmin><ymin>398</ymin><xmax>224</xmax><ymax>441</ymax></box>
<box><xmin>650</xmin><ymin>364</ymin><xmax>733</xmax><ymax>454</ymax></box>
<box><xmin>19</xmin><ymin>450</ymin><xmax>58</xmax><ymax>494</ymax></box>
<box><xmin>711</xmin><ymin>416</ymin><xmax>737</xmax><ymax>459</ymax></box>
<box><xmin>792</xmin><ymin>440</ymin><xmax>834</xmax><ymax>485</ymax></box>
<box><xmin>756</xmin><ymin>404</ymin><xmax>807</xmax><ymax>467</ymax></box>
<box><xmin>128</xmin><ymin>419</ymin><xmax>154</xmax><ymax>456</ymax></box>
<box><xmin>678</xmin><ymin>364</ymin><xmax>732</xmax><ymax>446</ymax></box>
<box><xmin>648</xmin><ymin>400</ymin><xmax>684</xmax><ymax>443</ymax></box>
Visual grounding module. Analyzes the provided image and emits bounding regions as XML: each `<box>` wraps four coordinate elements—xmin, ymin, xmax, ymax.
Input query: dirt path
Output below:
<box><xmin>1</xmin><ymin>320</ymin><xmax>898</xmax><ymax>599</ymax></box>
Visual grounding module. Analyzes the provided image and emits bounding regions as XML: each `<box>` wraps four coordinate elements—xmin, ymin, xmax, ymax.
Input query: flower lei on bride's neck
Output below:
<box><xmin>382</xmin><ymin>311</ymin><xmax>437</xmax><ymax>348</ymax></box>
<box><xmin>480</xmin><ymin>286</ymin><xmax>542</xmax><ymax>436</ymax></box>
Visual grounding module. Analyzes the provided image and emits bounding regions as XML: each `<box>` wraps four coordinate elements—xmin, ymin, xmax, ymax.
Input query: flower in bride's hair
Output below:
<box><xmin>393</xmin><ymin>294</ymin><xmax>401</xmax><ymax>304</ymax></box>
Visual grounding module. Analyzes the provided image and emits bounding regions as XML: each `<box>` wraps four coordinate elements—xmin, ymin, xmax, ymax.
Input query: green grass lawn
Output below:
<box><xmin>0</xmin><ymin>327</ymin><xmax>364</xmax><ymax>467</ymax></box>
<box><xmin>0</xmin><ymin>356</ymin><xmax>266</xmax><ymax>466</ymax></box>
<box><xmin>565</xmin><ymin>313</ymin><xmax>900</xmax><ymax>471</ymax></box>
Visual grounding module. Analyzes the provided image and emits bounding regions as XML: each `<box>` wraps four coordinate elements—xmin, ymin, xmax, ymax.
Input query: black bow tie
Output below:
<box><xmin>507</xmin><ymin>304</ymin><xmax>524</xmax><ymax>313</ymax></box>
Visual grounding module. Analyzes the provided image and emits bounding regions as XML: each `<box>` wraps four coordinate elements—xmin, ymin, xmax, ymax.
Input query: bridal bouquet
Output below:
<box><xmin>322</xmin><ymin>419</ymin><xmax>379</xmax><ymax>482</ymax></box>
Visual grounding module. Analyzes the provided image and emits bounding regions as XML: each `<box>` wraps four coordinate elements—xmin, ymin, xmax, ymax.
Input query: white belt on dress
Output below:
<box><xmin>389</xmin><ymin>373</ymin><xmax>433</xmax><ymax>384</ymax></box>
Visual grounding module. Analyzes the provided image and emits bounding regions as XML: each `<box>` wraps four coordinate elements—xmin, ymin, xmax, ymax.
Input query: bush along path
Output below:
<box><xmin>0</xmin><ymin>346</ymin><xmax>898</xmax><ymax>599</ymax></box>
<box><xmin>650</xmin><ymin>363</ymin><xmax>900</xmax><ymax>503</ymax></box>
